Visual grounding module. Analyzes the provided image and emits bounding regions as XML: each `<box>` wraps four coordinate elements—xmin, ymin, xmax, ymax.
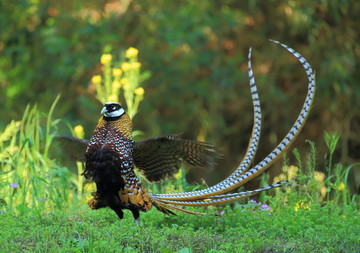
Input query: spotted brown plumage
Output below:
<box><xmin>62</xmin><ymin>41</ymin><xmax>315</xmax><ymax>222</ymax></box>
<box><xmin>83</xmin><ymin>102</ymin><xmax>219</xmax><ymax>221</ymax></box>
<box><xmin>84</xmin><ymin>102</ymin><xmax>152</xmax><ymax>221</ymax></box>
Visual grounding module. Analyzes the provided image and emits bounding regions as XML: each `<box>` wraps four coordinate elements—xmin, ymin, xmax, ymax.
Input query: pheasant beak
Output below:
<box><xmin>101</xmin><ymin>106</ymin><xmax>107</xmax><ymax>115</ymax></box>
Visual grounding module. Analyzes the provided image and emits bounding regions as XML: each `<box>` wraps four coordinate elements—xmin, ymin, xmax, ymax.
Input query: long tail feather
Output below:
<box><xmin>152</xmin><ymin>181</ymin><xmax>295</xmax><ymax>206</ymax></box>
<box><xmin>154</xmin><ymin>41</ymin><xmax>315</xmax><ymax>202</ymax></box>
<box><xmin>155</xmin><ymin>46</ymin><xmax>262</xmax><ymax>198</ymax></box>
<box><xmin>152</xmin><ymin>199</ymin><xmax>215</xmax><ymax>215</ymax></box>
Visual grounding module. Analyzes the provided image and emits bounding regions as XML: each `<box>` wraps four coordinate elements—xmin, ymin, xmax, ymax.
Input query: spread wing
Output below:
<box><xmin>56</xmin><ymin>134</ymin><xmax>221</xmax><ymax>182</ymax></box>
<box><xmin>55</xmin><ymin>136</ymin><xmax>89</xmax><ymax>162</ymax></box>
<box><xmin>133</xmin><ymin>134</ymin><xmax>221</xmax><ymax>182</ymax></box>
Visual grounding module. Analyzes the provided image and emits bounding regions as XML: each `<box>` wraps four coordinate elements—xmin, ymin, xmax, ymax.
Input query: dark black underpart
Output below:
<box><xmin>103</xmin><ymin>115</ymin><xmax>121</xmax><ymax>121</ymax></box>
<box><xmin>84</xmin><ymin>148</ymin><xmax>139</xmax><ymax>220</ymax></box>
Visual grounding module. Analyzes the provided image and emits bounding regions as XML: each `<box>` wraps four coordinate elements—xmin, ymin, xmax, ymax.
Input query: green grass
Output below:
<box><xmin>1</xmin><ymin>203</ymin><xmax>358</xmax><ymax>253</ymax></box>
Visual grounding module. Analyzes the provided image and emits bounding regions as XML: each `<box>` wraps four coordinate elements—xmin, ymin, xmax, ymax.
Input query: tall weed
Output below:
<box><xmin>0</xmin><ymin>96</ymin><xmax>76</xmax><ymax>214</ymax></box>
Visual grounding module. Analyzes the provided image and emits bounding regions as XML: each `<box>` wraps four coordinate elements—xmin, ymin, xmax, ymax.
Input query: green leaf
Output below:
<box><xmin>323</xmin><ymin>131</ymin><xmax>340</xmax><ymax>155</ymax></box>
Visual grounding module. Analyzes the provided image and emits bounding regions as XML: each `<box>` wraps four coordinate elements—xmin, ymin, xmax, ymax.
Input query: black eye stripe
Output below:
<box><xmin>106</xmin><ymin>103</ymin><xmax>122</xmax><ymax>112</ymax></box>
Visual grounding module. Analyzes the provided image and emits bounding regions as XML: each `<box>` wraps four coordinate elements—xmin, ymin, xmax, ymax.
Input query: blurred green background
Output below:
<box><xmin>1</xmin><ymin>0</ymin><xmax>359</xmax><ymax>191</ymax></box>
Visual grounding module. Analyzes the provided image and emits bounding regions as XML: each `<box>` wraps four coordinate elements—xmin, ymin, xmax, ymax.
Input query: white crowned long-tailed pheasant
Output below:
<box><xmin>62</xmin><ymin>41</ymin><xmax>315</xmax><ymax>223</ymax></box>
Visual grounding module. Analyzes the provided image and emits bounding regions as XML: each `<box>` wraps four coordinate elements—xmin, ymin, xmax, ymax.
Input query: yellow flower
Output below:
<box><xmin>73</xmin><ymin>125</ymin><xmax>84</xmax><ymax>139</ymax></box>
<box><xmin>294</xmin><ymin>201</ymin><xmax>311</xmax><ymax>212</ymax></box>
<box><xmin>165</xmin><ymin>185</ymin><xmax>178</xmax><ymax>193</ymax></box>
<box><xmin>273</xmin><ymin>173</ymin><xmax>286</xmax><ymax>183</ymax></box>
<box><xmin>91</xmin><ymin>75</ymin><xmax>102</xmax><ymax>84</ymax></box>
<box><xmin>121</xmin><ymin>62</ymin><xmax>131</xmax><ymax>71</ymax></box>
<box><xmin>337</xmin><ymin>182</ymin><xmax>345</xmax><ymax>191</ymax></box>
<box><xmin>174</xmin><ymin>168</ymin><xmax>182</xmax><ymax>179</ymax></box>
<box><xmin>125</xmin><ymin>47</ymin><xmax>139</xmax><ymax>58</ymax></box>
<box><xmin>134</xmin><ymin>87</ymin><xmax>145</xmax><ymax>96</ymax></box>
<box><xmin>123</xmin><ymin>83</ymin><xmax>131</xmax><ymax>91</ymax></box>
<box><xmin>286</xmin><ymin>165</ymin><xmax>299</xmax><ymax>180</ymax></box>
<box><xmin>112</xmin><ymin>68</ymin><xmax>122</xmax><ymax>77</ymax></box>
<box><xmin>320</xmin><ymin>186</ymin><xmax>327</xmax><ymax>199</ymax></box>
<box><xmin>100</xmin><ymin>54</ymin><xmax>112</xmax><ymax>64</ymax></box>
<box><xmin>107</xmin><ymin>95</ymin><xmax>118</xmax><ymax>102</ymax></box>
<box><xmin>131</xmin><ymin>62</ymin><xmax>141</xmax><ymax>69</ymax></box>
<box><xmin>120</xmin><ymin>78</ymin><xmax>128</xmax><ymax>85</ymax></box>
<box><xmin>112</xmin><ymin>81</ymin><xmax>121</xmax><ymax>89</ymax></box>
<box><xmin>314</xmin><ymin>171</ymin><xmax>325</xmax><ymax>183</ymax></box>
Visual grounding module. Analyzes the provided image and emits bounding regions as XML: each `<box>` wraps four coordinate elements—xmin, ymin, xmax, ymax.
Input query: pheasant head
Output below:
<box><xmin>97</xmin><ymin>102</ymin><xmax>133</xmax><ymax>139</ymax></box>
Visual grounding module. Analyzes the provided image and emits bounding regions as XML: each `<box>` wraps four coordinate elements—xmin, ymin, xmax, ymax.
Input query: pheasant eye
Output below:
<box><xmin>101</xmin><ymin>102</ymin><xmax>125</xmax><ymax>118</ymax></box>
